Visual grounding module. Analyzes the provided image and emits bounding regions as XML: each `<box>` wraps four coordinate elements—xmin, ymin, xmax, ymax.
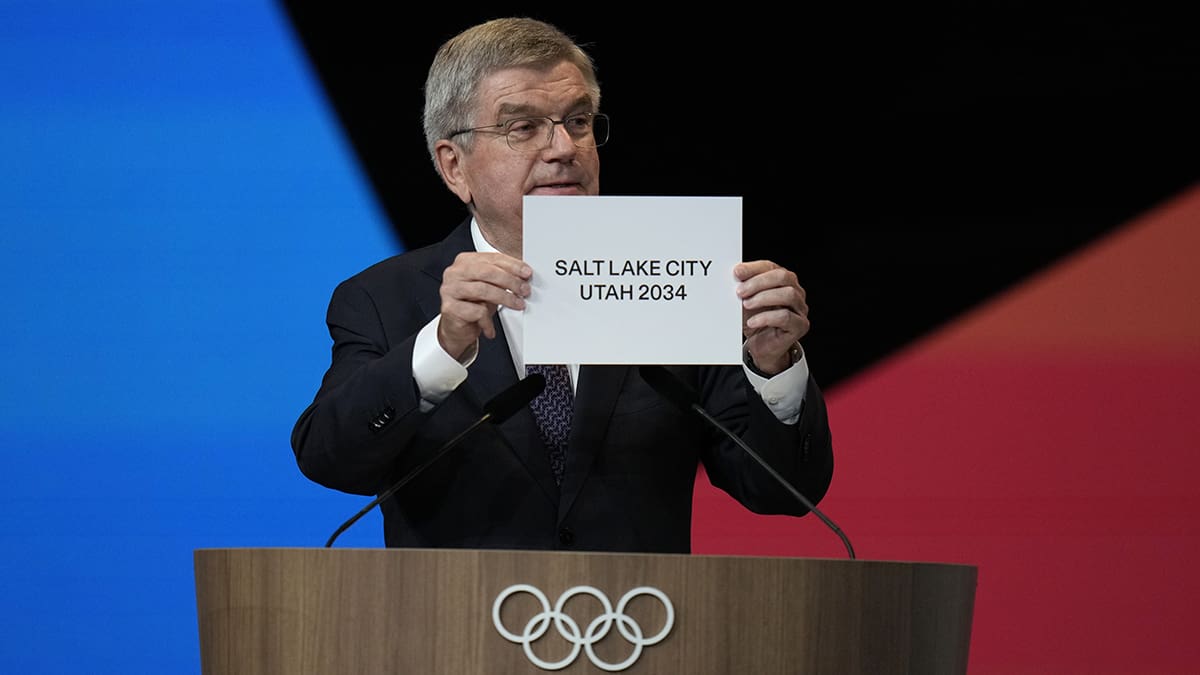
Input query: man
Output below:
<box><xmin>292</xmin><ymin>17</ymin><xmax>834</xmax><ymax>552</ymax></box>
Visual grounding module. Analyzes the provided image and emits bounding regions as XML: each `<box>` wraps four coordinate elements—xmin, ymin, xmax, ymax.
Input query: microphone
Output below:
<box><xmin>639</xmin><ymin>365</ymin><xmax>856</xmax><ymax>559</ymax></box>
<box><xmin>324</xmin><ymin>373</ymin><xmax>547</xmax><ymax>547</ymax></box>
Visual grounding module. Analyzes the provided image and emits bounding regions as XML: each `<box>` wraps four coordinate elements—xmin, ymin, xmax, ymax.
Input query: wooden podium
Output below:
<box><xmin>194</xmin><ymin>547</ymin><xmax>975</xmax><ymax>674</ymax></box>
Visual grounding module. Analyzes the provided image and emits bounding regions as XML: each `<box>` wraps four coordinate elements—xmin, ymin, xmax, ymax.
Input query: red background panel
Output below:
<box><xmin>694</xmin><ymin>185</ymin><xmax>1200</xmax><ymax>673</ymax></box>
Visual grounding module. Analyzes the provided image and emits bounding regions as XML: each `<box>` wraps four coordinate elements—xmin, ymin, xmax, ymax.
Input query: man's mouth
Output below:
<box><xmin>529</xmin><ymin>182</ymin><xmax>581</xmax><ymax>195</ymax></box>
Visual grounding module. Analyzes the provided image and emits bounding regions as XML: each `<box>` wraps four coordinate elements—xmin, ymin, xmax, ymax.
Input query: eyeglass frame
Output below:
<box><xmin>447</xmin><ymin>112</ymin><xmax>610</xmax><ymax>152</ymax></box>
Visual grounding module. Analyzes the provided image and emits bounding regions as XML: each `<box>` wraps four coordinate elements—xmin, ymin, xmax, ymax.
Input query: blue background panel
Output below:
<box><xmin>0</xmin><ymin>2</ymin><xmax>399</xmax><ymax>671</ymax></box>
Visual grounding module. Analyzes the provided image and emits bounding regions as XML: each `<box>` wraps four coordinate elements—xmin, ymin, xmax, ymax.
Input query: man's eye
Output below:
<box><xmin>565</xmin><ymin>115</ymin><xmax>592</xmax><ymax>132</ymax></box>
<box><xmin>505</xmin><ymin>119</ymin><xmax>540</xmax><ymax>136</ymax></box>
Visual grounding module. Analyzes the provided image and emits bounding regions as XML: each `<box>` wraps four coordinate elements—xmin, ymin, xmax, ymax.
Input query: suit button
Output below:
<box><xmin>558</xmin><ymin>527</ymin><xmax>575</xmax><ymax>547</ymax></box>
<box><xmin>370</xmin><ymin>406</ymin><xmax>396</xmax><ymax>433</ymax></box>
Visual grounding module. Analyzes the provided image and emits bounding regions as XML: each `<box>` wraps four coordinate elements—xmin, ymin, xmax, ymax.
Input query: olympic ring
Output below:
<box><xmin>492</xmin><ymin>584</ymin><xmax>675</xmax><ymax>672</ymax></box>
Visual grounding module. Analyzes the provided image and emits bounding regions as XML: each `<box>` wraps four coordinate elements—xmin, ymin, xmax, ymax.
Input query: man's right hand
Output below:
<box><xmin>437</xmin><ymin>251</ymin><xmax>532</xmax><ymax>360</ymax></box>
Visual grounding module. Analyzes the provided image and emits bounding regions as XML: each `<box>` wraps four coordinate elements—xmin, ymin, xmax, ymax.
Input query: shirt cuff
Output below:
<box><xmin>413</xmin><ymin>315</ymin><xmax>475</xmax><ymax>412</ymax></box>
<box><xmin>742</xmin><ymin>345</ymin><xmax>809</xmax><ymax>425</ymax></box>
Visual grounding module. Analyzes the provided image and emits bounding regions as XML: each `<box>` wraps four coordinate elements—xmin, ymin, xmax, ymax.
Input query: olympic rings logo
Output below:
<box><xmin>491</xmin><ymin>584</ymin><xmax>675</xmax><ymax>672</ymax></box>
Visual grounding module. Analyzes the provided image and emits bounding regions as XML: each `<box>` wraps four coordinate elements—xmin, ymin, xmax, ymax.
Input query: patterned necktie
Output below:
<box><xmin>525</xmin><ymin>364</ymin><xmax>573</xmax><ymax>485</ymax></box>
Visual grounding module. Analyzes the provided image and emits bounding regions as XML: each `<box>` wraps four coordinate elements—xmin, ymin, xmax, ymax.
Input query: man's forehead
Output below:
<box><xmin>476</xmin><ymin>62</ymin><xmax>592</xmax><ymax>113</ymax></box>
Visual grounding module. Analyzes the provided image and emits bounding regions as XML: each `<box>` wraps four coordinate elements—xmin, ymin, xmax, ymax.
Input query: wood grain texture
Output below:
<box><xmin>195</xmin><ymin>548</ymin><xmax>975</xmax><ymax>674</ymax></box>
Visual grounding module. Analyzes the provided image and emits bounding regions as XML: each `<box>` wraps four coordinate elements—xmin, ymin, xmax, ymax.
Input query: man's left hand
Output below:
<box><xmin>734</xmin><ymin>260</ymin><xmax>810</xmax><ymax>376</ymax></box>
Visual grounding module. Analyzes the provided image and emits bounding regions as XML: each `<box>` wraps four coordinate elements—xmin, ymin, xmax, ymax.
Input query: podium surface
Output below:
<box><xmin>194</xmin><ymin>547</ymin><xmax>975</xmax><ymax>674</ymax></box>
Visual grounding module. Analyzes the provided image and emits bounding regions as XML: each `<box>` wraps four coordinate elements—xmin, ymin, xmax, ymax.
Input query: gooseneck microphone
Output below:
<box><xmin>638</xmin><ymin>365</ymin><xmax>856</xmax><ymax>559</ymax></box>
<box><xmin>324</xmin><ymin>373</ymin><xmax>547</xmax><ymax>547</ymax></box>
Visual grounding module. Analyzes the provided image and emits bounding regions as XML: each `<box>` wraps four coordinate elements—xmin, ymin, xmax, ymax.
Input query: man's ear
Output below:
<box><xmin>434</xmin><ymin>140</ymin><xmax>472</xmax><ymax>205</ymax></box>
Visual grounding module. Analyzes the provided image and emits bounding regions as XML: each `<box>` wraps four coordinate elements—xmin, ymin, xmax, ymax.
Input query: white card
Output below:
<box><xmin>523</xmin><ymin>195</ymin><xmax>743</xmax><ymax>364</ymax></box>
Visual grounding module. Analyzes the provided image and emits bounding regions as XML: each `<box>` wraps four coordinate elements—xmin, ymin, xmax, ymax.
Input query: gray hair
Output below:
<box><xmin>422</xmin><ymin>17</ymin><xmax>601</xmax><ymax>167</ymax></box>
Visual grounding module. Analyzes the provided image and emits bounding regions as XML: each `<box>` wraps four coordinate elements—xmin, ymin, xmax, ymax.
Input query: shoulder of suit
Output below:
<box><xmin>345</xmin><ymin>226</ymin><xmax>466</xmax><ymax>286</ymax></box>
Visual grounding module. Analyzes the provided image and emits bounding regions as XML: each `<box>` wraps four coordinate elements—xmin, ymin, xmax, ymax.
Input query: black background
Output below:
<box><xmin>279</xmin><ymin>3</ymin><xmax>1198</xmax><ymax>387</ymax></box>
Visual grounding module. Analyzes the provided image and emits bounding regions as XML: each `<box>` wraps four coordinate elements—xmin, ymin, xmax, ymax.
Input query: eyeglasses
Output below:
<box><xmin>448</xmin><ymin>112</ymin><xmax>610</xmax><ymax>152</ymax></box>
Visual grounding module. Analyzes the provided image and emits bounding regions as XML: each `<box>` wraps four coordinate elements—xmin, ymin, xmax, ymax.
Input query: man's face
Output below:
<box><xmin>437</xmin><ymin>60</ymin><xmax>601</xmax><ymax>252</ymax></box>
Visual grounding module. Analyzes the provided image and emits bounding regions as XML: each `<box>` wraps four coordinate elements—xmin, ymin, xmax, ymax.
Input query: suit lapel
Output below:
<box><xmin>558</xmin><ymin>364</ymin><xmax>628</xmax><ymax>520</ymax></box>
<box><xmin>420</xmin><ymin>219</ymin><xmax>559</xmax><ymax>503</ymax></box>
<box><xmin>479</xmin><ymin>322</ymin><xmax>561</xmax><ymax>502</ymax></box>
<box><xmin>416</xmin><ymin>218</ymin><xmax>472</xmax><ymax>319</ymax></box>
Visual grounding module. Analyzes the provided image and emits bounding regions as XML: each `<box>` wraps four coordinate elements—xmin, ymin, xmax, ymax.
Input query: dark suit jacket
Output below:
<box><xmin>292</xmin><ymin>219</ymin><xmax>834</xmax><ymax>552</ymax></box>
